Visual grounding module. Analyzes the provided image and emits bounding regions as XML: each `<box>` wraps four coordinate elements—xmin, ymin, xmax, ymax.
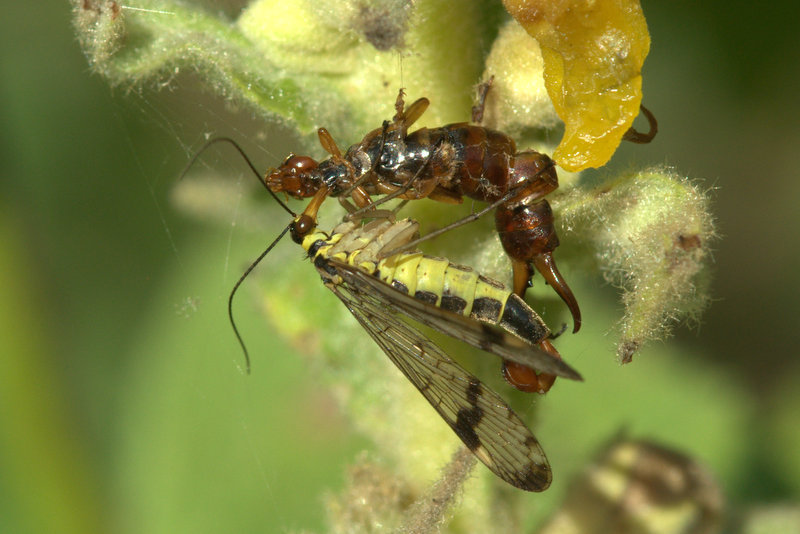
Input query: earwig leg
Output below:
<box><xmin>341</xmin><ymin>202</ymin><xmax>397</xmax><ymax>223</ymax></box>
<box><xmin>374</xmin><ymin>173</ymin><xmax>438</xmax><ymax>198</ymax></box>
<box><xmin>472</xmin><ymin>75</ymin><xmax>495</xmax><ymax>124</ymax></box>
<box><xmin>342</xmin><ymin>121</ymin><xmax>391</xmax><ymax>203</ymax></box>
<box><xmin>339</xmin><ymin>197</ymin><xmax>358</xmax><ymax>214</ymax></box>
<box><xmin>341</xmin><ymin>187</ymin><xmax>399</xmax><ymax>223</ymax></box>
<box><xmin>343</xmin><ymin>92</ymin><xmax>429</xmax><ymax>210</ymax></box>
<box><xmin>339</xmin><ymin>121</ymin><xmax>393</xmax><ymax>219</ymax></box>
<box><xmin>622</xmin><ymin>104</ymin><xmax>658</xmax><ymax>144</ymax></box>
<box><xmin>318</xmin><ymin>128</ymin><xmax>343</xmax><ymax>158</ymax></box>
<box><xmin>341</xmin><ymin>185</ymin><xmax>373</xmax><ymax>210</ymax></box>
<box><xmin>345</xmin><ymin>173</ymin><xmax>424</xmax><ymax>218</ymax></box>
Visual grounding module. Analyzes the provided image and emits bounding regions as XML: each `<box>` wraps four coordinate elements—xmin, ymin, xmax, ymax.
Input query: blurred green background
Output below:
<box><xmin>1</xmin><ymin>1</ymin><xmax>799</xmax><ymax>533</ymax></box>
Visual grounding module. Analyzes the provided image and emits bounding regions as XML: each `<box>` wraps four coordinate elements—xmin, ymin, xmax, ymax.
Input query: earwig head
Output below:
<box><xmin>265</xmin><ymin>154</ymin><xmax>321</xmax><ymax>199</ymax></box>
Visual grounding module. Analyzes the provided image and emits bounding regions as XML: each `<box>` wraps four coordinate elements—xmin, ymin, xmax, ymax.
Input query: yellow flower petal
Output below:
<box><xmin>503</xmin><ymin>0</ymin><xmax>651</xmax><ymax>171</ymax></box>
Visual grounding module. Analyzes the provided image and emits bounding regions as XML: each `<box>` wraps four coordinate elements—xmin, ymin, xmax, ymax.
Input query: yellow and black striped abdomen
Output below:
<box><xmin>303</xmin><ymin>219</ymin><xmax>549</xmax><ymax>346</ymax></box>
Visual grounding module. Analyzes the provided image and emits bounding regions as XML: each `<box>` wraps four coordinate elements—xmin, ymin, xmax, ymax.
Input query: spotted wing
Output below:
<box><xmin>325</xmin><ymin>267</ymin><xmax>552</xmax><ymax>491</ymax></box>
<box><xmin>336</xmin><ymin>263</ymin><xmax>581</xmax><ymax>381</ymax></box>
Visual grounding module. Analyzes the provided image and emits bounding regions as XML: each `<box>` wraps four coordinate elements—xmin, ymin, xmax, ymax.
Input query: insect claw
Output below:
<box><xmin>532</xmin><ymin>252</ymin><xmax>582</xmax><ymax>333</ymax></box>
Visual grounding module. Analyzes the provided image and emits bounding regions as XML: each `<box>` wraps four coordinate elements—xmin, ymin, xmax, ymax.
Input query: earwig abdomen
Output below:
<box><xmin>496</xmin><ymin>200</ymin><xmax>581</xmax><ymax>333</ymax></box>
<box><xmin>496</xmin><ymin>200</ymin><xmax>560</xmax><ymax>261</ymax></box>
<box><xmin>446</xmin><ymin>125</ymin><xmax>516</xmax><ymax>201</ymax></box>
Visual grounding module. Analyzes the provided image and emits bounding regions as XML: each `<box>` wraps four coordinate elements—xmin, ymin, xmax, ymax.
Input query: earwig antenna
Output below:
<box><xmin>228</xmin><ymin>223</ymin><xmax>293</xmax><ymax>373</ymax></box>
<box><xmin>180</xmin><ymin>136</ymin><xmax>296</xmax><ymax>217</ymax></box>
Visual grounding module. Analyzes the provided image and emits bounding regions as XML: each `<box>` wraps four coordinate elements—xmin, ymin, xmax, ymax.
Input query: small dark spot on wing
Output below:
<box><xmin>453</xmin><ymin>380</ymin><xmax>484</xmax><ymax>451</ymax></box>
<box><xmin>454</xmin><ymin>407</ymin><xmax>484</xmax><ymax>451</ymax></box>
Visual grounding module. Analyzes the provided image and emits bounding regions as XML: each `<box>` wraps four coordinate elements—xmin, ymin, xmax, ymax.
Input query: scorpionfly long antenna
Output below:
<box><xmin>377</xmin><ymin>190</ymin><xmax>510</xmax><ymax>258</ymax></box>
<box><xmin>182</xmin><ymin>136</ymin><xmax>301</xmax><ymax>372</ymax></box>
<box><xmin>228</xmin><ymin>223</ymin><xmax>293</xmax><ymax>373</ymax></box>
